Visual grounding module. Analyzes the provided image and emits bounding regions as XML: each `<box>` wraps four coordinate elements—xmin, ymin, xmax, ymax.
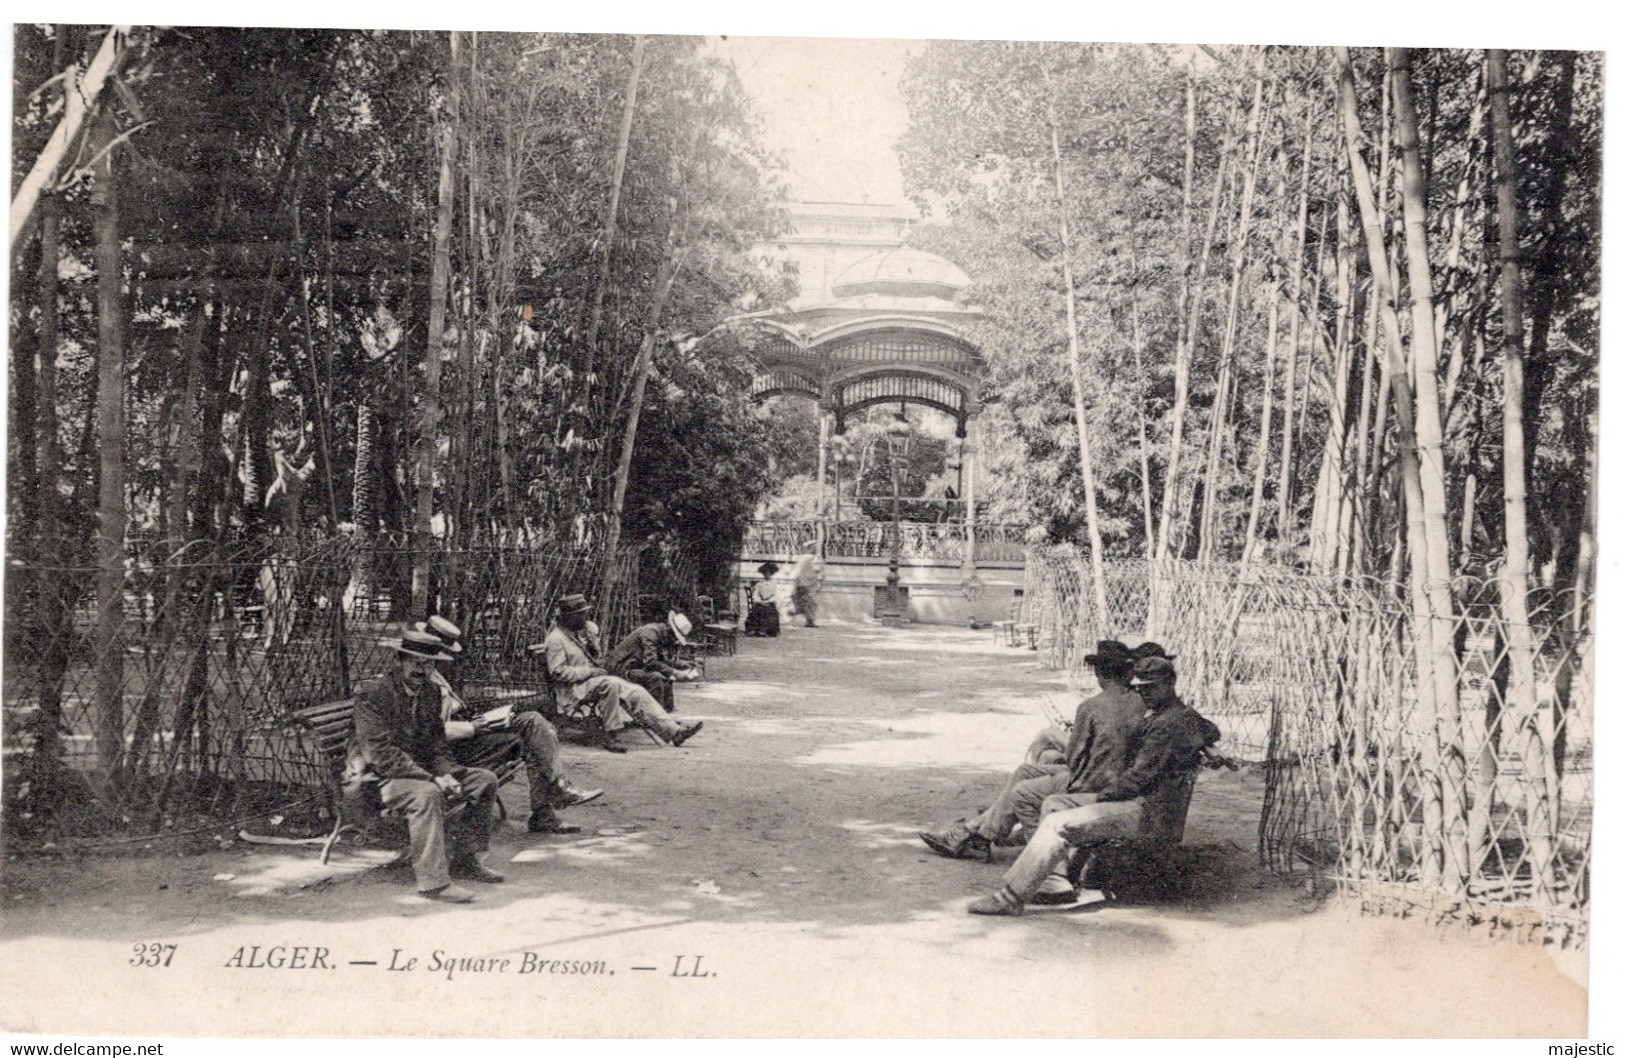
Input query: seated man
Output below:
<box><xmin>530</xmin><ymin>593</ymin><xmax>702</xmax><ymax>752</ymax></box>
<box><xmin>605</xmin><ymin>611</ymin><xmax>699</xmax><ymax>713</ymax></box>
<box><xmin>965</xmin><ymin>655</ymin><xmax>1220</xmax><ymax>916</ymax></box>
<box><xmin>1020</xmin><ymin>640</ymin><xmax>1178</xmax><ymax>765</ymax></box>
<box><xmin>920</xmin><ymin>640</ymin><xmax>1144</xmax><ymax>859</ymax></box>
<box><xmin>348</xmin><ymin>629</ymin><xmax>506</xmax><ymax>904</ymax></box>
<box><xmin>414</xmin><ymin>616</ymin><xmax>602</xmax><ymax>835</ymax></box>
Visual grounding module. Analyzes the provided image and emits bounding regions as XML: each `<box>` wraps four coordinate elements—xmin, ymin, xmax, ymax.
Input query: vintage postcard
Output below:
<box><xmin>1</xmin><ymin>6</ymin><xmax>1613</xmax><ymax>1046</ymax></box>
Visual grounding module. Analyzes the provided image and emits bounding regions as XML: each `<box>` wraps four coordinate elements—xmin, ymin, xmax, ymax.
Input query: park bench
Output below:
<box><xmin>1067</xmin><ymin>748</ymin><xmax>1238</xmax><ymax>901</ymax></box>
<box><xmin>244</xmin><ymin>696</ymin><xmax>524</xmax><ymax>864</ymax></box>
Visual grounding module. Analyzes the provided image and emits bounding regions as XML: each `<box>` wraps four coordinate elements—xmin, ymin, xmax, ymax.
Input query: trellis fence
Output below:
<box><xmin>1022</xmin><ymin>547</ymin><xmax>1593</xmax><ymax>943</ymax></box>
<box><xmin>1</xmin><ymin>533</ymin><xmax>698</xmax><ymax>847</ymax></box>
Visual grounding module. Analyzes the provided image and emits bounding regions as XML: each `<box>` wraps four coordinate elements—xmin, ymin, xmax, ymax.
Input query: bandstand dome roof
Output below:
<box><xmin>830</xmin><ymin>248</ymin><xmax>971</xmax><ymax>301</ymax></box>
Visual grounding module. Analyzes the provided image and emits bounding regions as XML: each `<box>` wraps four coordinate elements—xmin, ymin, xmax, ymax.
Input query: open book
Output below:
<box><xmin>475</xmin><ymin>703</ymin><xmax>514</xmax><ymax>731</ymax></box>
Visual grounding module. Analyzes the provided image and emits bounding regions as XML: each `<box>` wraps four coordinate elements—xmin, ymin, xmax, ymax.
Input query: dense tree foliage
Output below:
<box><xmin>9</xmin><ymin>26</ymin><xmax>791</xmax><ymax>593</ymax></box>
<box><xmin>899</xmin><ymin>43</ymin><xmax>1600</xmax><ymax>597</ymax></box>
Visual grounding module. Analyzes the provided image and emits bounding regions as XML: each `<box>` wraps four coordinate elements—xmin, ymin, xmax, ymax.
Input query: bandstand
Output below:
<box><xmin>729</xmin><ymin>243</ymin><xmax>1026</xmax><ymax>626</ymax></box>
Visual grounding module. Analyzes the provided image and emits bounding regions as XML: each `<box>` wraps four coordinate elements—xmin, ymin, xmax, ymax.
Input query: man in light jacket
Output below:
<box><xmin>531</xmin><ymin>594</ymin><xmax>702</xmax><ymax>752</ymax></box>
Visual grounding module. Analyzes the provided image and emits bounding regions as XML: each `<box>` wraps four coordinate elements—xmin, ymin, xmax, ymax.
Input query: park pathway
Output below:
<box><xmin>0</xmin><ymin>620</ymin><xmax>1586</xmax><ymax>1037</ymax></box>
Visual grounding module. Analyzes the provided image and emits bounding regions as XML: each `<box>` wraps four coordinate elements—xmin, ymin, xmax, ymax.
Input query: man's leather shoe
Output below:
<box><xmin>1029</xmin><ymin>873</ymin><xmax>1078</xmax><ymax>906</ymax></box>
<box><xmin>556</xmin><ymin>783</ymin><xmax>603</xmax><ymax>807</ymax></box>
<box><xmin>920</xmin><ymin>823</ymin><xmax>993</xmax><ymax>862</ymax></box>
<box><xmin>597</xmin><ymin>733</ymin><xmax>628</xmax><ymax>753</ymax></box>
<box><xmin>423</xmin><ymin>883</ymin><xmax>476</xmax><ymax>903</ymax></box>
<box><xmin>671</xmin><ymin>721</ymin><xmax>704</xmax><ymax>747</ymax></box>
<box><xmin>967</xmin><ymin>885</ymin><xmax>1024</xmax><ymax>916</ymax></box>
<box><xmin>450</xmin><ymin>859</ymin><xmax>505</xmax><ymax>884</ymax></box>
<box><xmin>528</xmin><ymin>814</ymin><xmax>583</xmax><ymax>835</ymax></box>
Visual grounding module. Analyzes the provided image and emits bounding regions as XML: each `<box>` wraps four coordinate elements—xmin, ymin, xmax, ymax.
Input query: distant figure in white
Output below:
<box><xmin>258</xmin><ymin>554</ymin><xmax>298</xmax><ymax>648</ymax></box>
<box><xmin>258</xmin><ymin>444</ymin><xmax>313</xmax><ymax>648</ymax></box>
<box><xmin>789</xmin><ymin>554</ymin><xmax>822</xmax><ymax>628</ymax></box>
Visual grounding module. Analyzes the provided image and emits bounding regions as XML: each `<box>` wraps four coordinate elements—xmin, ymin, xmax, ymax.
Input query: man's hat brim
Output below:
<box><xmin>412</xmin><ymin>620</ymin><xmax>463</xmax><ymax>653</ymax></box>
<box><xmin>667</xmin><ymin>611</ymin><xmax>691</xmax><ymax>645</ymax></box>
<box><xmin>382</xmin><ymin>636</ymin><xmax>454</xmax><ymax>662</ymax></box>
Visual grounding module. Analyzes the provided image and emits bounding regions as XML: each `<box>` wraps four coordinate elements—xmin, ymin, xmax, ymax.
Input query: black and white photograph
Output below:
<box><xmin>0</xmin><ymin>6</ymin><xmax>1612</xmax><ymax>1044</ymax></box>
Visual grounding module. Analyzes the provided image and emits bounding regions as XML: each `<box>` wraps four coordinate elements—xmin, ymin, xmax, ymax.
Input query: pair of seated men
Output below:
<box><xmin>920</xmin><ymin>639</ymin><xmax>1220</xmax><ymax>915</ymax></box>
<box><xmin>345</xmin><ymin>600</ymin><xmax>706</xmax><ymax>903</ymax></box>
<box><xmin>530</xmin><ymin>593</ymin><xmax>704</xmax><ymax>752</ymax></box>
<box><xmin>347</xmin><ymin>625</ymin><xmax>595</xmax><ymax>904</ymax></box>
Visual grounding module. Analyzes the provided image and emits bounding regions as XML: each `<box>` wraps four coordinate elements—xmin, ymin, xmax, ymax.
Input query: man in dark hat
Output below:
<box><xmin>349</xmin><ymin>629</ymin><xmax>505</xmax><ymax>904</ymax></box>
<box><xmin>965</xmin><ymin>654</ymin><xmax>1221</xmax><ymax>916</ymax></box>
<box><xmin>1130</xmin><ymin>640</ymin><xmax>1176</xmax><ymax>663</ymax></box>
<box><xmin>605</xmin><ymin>611</ymin><xmax>699</xmax><ymax>714</ymax></box>
<box><xmin>919</xmin><ymin>639</ymin><xmax>1144</xmax><ymax>860</ymax></box>
<box><xmin>415</xmin><ymin>616</ymin><xmax>602</xmax><ymax>835</ymax></box>
<box><xmin>532</xmin><ymin>594</ymin><xmax>702</xmax><ymax>751</ymax></box>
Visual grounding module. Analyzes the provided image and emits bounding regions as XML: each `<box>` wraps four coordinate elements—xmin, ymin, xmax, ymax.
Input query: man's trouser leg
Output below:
<box><xmin>610</xmin><ymin>678</ymin><xmax>682</xmax><ymax>741</ymax></box>
<box><xmin>1002</xmin><ymin>801</ymin><xmax>1143</xmax><ymax>900</ymax></box>
<box><xmin>1024</xmin><ymin>726</ymin><xmax>1067</xmax><ymax>767</ymax></box>
<box><xmin>970</xmin><ymin>764</ymin><xmax>1066</xmax><ymax>841</ymax></box>
<box><xmin>445</xmin><ymin>766</ymin><xmax>498</xmax><ymax>861</ymax></box>
<box><xmin>1015</xmin><ymin>786</ymin><xmax>1094</xmax><ymax>831</ymax></box>
<box><xmin>616</xmin><ymin>668</ymin><xmax>673</xmax><ymax>712</ymax></box>
<box><xmin>576</xmin><ymin>677</ymin><xmax>633</xmax><ymax>733</ymax></box>
<box><xmin>510</xmin><ymin>712</ymin><xmax>561</xmax><ymax>816</ymax></box>
<box><xmin>379</xmin><ymin>777</ymin><xmax>452</xmax><ymax>893</ymax></box>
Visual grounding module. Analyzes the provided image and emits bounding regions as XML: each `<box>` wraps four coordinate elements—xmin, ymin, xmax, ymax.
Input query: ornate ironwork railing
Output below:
<box><xmin>742</xmin><ymin>520</ymin><xmax>820</xmax><ymax>558</ymax></box>
<box><xmin>742</xmin><ymin>520</ymin><xmax>1028</xmax><ymax>564</ymax></box>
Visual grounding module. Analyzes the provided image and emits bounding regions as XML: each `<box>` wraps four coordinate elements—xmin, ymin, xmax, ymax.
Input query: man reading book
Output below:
<box><xmin>416</xmin><ymin>616</ymin><xmax>602</xmax><ymax>834</ymax></box>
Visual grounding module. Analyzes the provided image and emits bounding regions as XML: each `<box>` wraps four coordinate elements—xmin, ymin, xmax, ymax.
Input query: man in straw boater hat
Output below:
<box><xmin>605</xmin><ymin>610</ymin><xmax>701</xmax><ymax>714</ymax></box>
<box><xmin>349</xmin><ymin>628</ymin><xmax>506</xmax><ymax>903</ymax></box>
<box><xmin>414</xmin><ymin>616</ymin><xmax>602</xmax><ymax>835</ymax></box>
<box><xmin>532</xmin><ymin>594</ymin><xmax>702</xmax><ymax>752</ymax></box>
<box><xmin>918</xmin><ymin>639</ymin><xmax>1145</xmax><ymax>861</ymax></box>
<box><xmin>964</xmin><ymin>653</ymin><xmax>1220</xmax><ymax>916</ymax></box>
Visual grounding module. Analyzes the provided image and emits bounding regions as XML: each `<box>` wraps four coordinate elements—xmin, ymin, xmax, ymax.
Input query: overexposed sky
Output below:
<box><xmin>711</xmin><ymin>36</ymin><xmax>920</xmax><ymax>207</ymax></box>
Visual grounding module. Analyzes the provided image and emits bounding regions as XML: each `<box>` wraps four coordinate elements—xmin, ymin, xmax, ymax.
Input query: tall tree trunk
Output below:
<box><xmin>413</xmin><ymin>30</ymin><xmax>461</xmax><ymax>612</ymax></box>
<box><xmin>1337</xmin><ymin>46</ymin><xmax>1450</xmax><ymax>889</ymax></box>
<box><xmin>601</xmin><ymin>245</ymin><xmax>684</xmax><ymax>613</ymax></box>
<box><xmin>1390</xmin><ymin>47</ymin><xmax>1470</xmax><ymax>892</ymax></box>
<box><xmin>90</xmin><ymin>108</ymin><xmax>128</xmax><ymax>796</ymax></box>
<box><xmin>28</xmin><ymin>184</ymin><xmax>71</xmax><ymax>776</ymax></box>
<box><xmin>1241</xmin><ymin>275</ymin><xmax>1281</xmax><ymax>564</ymax></box>
<box><xmin>1487</xmin><ymin>48</ymin><xmax>1554</xmax><ymax>903</ymax></box>
<box><xmin>1047</xmin><ymin>98</ymin><xmax>1109</xmax><ymax>628</ymax></box>
<box><xmin>1198</xmin><ymin>78</ymin><xmax>1267</xmax><ymax>561</ymax></box>
<box><xmin>11</xmin><ymin>26</ymin><xmax>132</xmax><ymax>245</ymax></box>
<box><xmin>584</xmin><ymin>35</ymin><xmax>646</xmax><ymax>404</ymax></box>
<box><xmin>1156</xmin><ymin>78</ymin><xmax>1223</xmax><ymax>560</ymax></box>
<box><xmin>1277</xmin><ymin>96</ymin><xmax>1317</xmax><ymax>551</ymax></box>
<box><xmin>1124</xmin><ymin>207</ymin><xmax>1156</xmax><ymax>551</ymax></box>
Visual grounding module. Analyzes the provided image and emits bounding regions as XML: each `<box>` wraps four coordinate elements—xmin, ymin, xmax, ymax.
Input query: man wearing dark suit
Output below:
<box><xmin>606</xmin><ymin>611</ymin><xmax>697</xmax><ymax>713</ymax></box>
<box><xmin>919</xmin><ymin>640</ymin><xmax>1144</xmax><ymax>859</ymax></box>
<box><xmin>349</xmin><ymin>629</ymin><xmax>505</xmax><ymax>903</ymax></box>
<box><xmin>966</xmin><ymin>655</ymin><xmax>1221</xmax><ymax>915</ymax></box>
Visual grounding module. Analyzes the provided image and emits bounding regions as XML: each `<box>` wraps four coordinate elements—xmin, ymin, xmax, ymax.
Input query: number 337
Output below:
<box><xmin>130</xmin><ymin>943</ymin><xmax>177</xmax><ymax>967</ymax></box>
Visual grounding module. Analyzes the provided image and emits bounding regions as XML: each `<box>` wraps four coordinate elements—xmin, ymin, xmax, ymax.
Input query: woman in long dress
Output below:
<box><xmin>745</xmin><ymin>562</ymin><xmax>781</xmax><ymax>637</ymax></box>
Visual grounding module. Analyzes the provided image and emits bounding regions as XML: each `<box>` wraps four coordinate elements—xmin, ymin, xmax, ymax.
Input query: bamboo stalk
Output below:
<box><xmin>1487</xmin><ymin>48</ymin><xmax>1554</xmax><ymax>905</ymax></box>
<box><xmin>414</xmin><ymin>30</ymin><xmax>461</xmax><ymax>610</ymax></box>
<box><xmin>1390</xmin><ymin>46</ymin><xmax>1470</xmax><ymax>892</ymax></box>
